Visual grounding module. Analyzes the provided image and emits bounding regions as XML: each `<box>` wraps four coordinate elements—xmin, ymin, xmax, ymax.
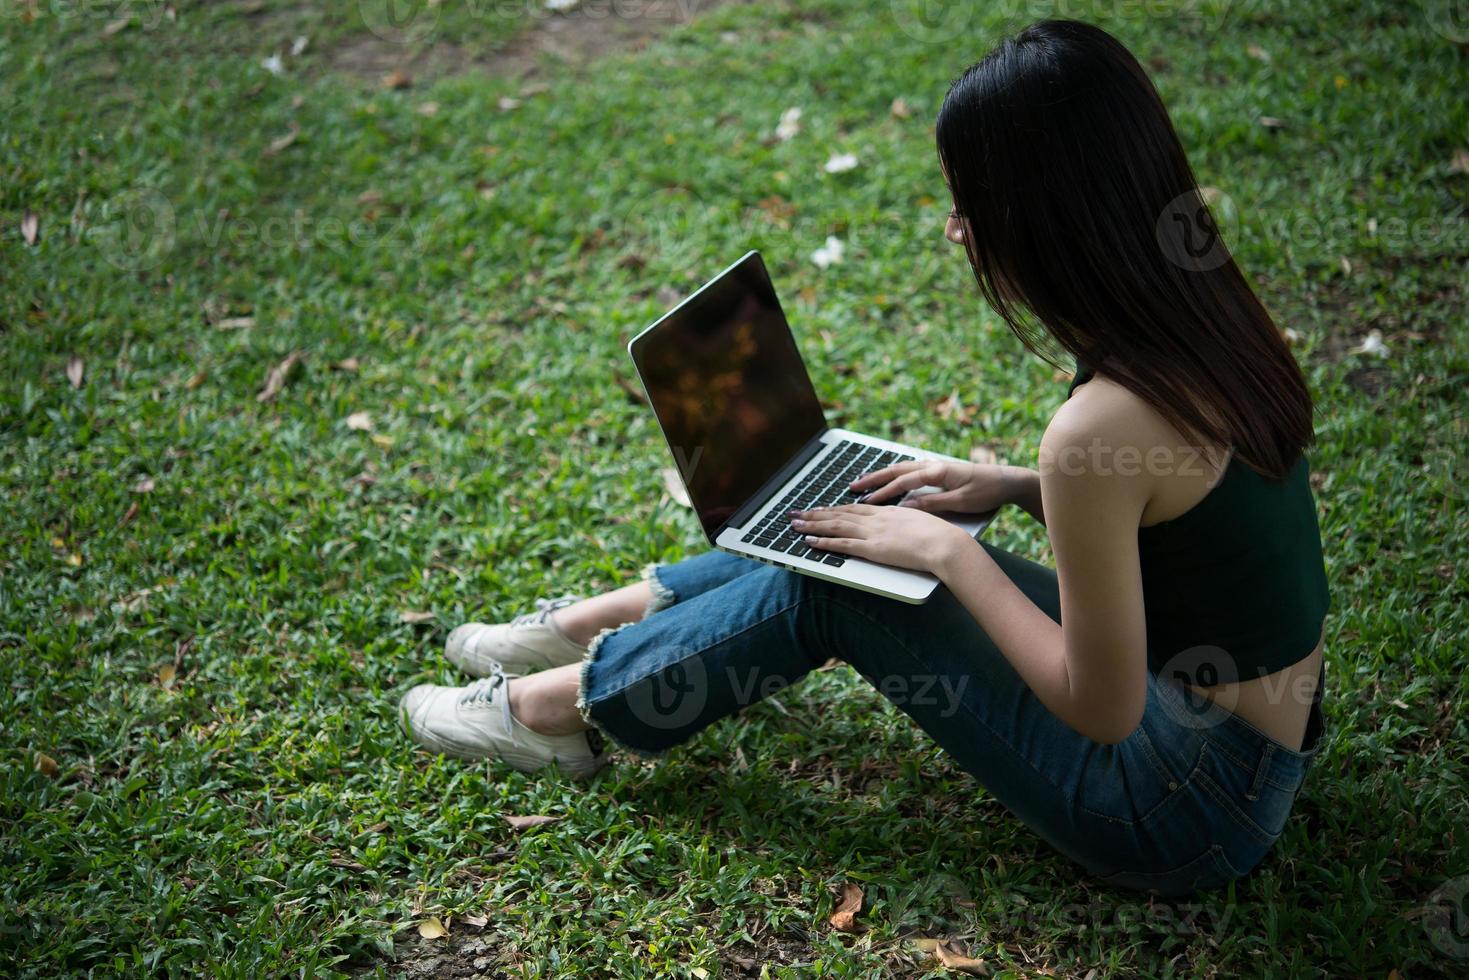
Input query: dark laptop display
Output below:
<box><xmin>630</xmin><ymin>255</ymin><xmax>825</xmax><ymax>538</ymax></box>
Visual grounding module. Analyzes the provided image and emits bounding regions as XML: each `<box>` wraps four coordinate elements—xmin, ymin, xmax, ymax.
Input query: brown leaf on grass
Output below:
<box><xmin>613</xmin><ymin>373</ymin><xmax>649</xmax><ymax>406</ymax></box>
<box><xmin>215</xmin><ymin>316</ymin><xmax>254</xmax><ymax>330</ymax></box>
<box><xmin>345</xmin><ymin>411</ymin><xmax>373</xmax><ymax>431</ymax></box>
<box><xmin>131</xmin><ymin>476</ymin><xmax>155</xmax><ymax>494</ymax></box>
<box><xmin>186</xmin><ymin>370</ymin><xmax>207</xmax><ymax>389</ymax></box>
<box><xmin>263</xmin><ymin>124</ymin><xmax>300</xmax><ymax>158</ymax></box>
<box><xmin>1450</xmin><ymin>148</ymin><xmax>1469</xmax><ymax>176</ymax></box>
<box><xmin>935</xmin><ymin>941</ymin><xmax>989</xmax><ymax>975</ymax></box>
<box><xmin>828</xmin><ymin>881</ymin><xmax>863</xmax><ymax>932</ymax></box>
<box><xmin>333</xmin><ymin>357</ymin><xmax>361</xmax><ymax>372</ymax></box>
<box><xmin>933</xmin><ymin>391</ymin><xmax>976</xmax><ymax>424</ymax></box>
<box><xmin>416</xmin><ymin>101</ymin><xmax>439</xmax><ymax>116</ymax></box>
<box><xmin>119</xmin><ymin>500</ymin><xmax>141</xmax><ymax>527</ymax></box>
<box><xmin>503</xmin><ymin>814</ymin><xmax>561</xmax><ymax>830</ymax></box>
<box><xmin>1259</xmin><ymin>115</ymin><xmax>1286</xmax><ymax>130</ymax></box>
<box><xmin>416</xmin><ymin>917</ymin><xmax>447</xmax><ymax>939</ymax></box>
<box><xmin>890</xmin><ymin>97</ymin><xmax>912</xmax><ymax>119</ymax></box>
<box><xmin>158</xmin><ymin>663</ymin><xmax>177</xmax><ymax>689</ymax></box>
<box><xmin>21</xmin><ymin>210</ymin><xmax>39</xmax><ymax>246</ymax></box>
<box><xmin>1246</xmin><ymin>43</ymin><xmax>1270</xmax><ymax>61</ymax></box>
<box><xmin>34</xmin><ymin>751</ymin><xmax>60</xmax><ymax>778</ymax></box>
<box><xmin>382</xmin><ymin>70</ymin><xmax>412</xmax><ymax>90</ymax></box>
<box><xmin>461</xmin><ymin>912</ymin><xmax>488</xmax><ymax>929</ymax></box>
<box><xmin>257</xmin><ymin>350</ymin><xmax>305</xmax><ymax>402</ymax></box>
<box><xmin>400</xmin><ymin>610</ymin><xmax>435</xmax><ymax>624</ymax></box>
<box><xmin>66</xmin><ymin>356</ymin><xmax>84</xmax><ymax>389</ymax></box>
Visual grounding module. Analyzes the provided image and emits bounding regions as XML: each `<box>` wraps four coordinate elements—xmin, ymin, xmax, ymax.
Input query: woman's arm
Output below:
<box><xmin>934</xmin><ymin>403</ymin><xmax>1151</xmax><ymax>744</ymax></box>
<box><xmin>1004</xmin><ymin>466</ymin><xmax>1046</xmax><ymax>525</ymax></box>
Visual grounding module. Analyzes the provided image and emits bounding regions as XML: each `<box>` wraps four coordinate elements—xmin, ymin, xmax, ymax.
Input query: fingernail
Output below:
<box><xmin>857</xmin><ymin>493</ymin><xmax>872</xmax><ymax>504</ymax></box>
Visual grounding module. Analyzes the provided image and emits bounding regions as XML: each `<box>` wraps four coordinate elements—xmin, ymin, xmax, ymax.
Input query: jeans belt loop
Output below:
<box><xmin>1245</xmin><ymin>743</ymin><xmax>1274</xmax><ymax>801</ymax></box>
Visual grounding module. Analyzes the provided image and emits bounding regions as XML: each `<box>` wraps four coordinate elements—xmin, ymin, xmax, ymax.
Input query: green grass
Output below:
<box><xmin>2</xmin><ymin>0</ymin><xmax>1467</xmax><ymax>975</ymax></box>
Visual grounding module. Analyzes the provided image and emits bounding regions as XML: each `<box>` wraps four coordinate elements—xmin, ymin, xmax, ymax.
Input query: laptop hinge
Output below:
<box><xmin>720</xmin><ymin>429</ymin><xmax>830</xmax><ymax>535</ymax></box>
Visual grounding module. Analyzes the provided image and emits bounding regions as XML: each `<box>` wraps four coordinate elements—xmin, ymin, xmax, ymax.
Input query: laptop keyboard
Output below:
<box><xmin>739</xmin><ymin>440</ymin><xmax>915</xmax><ymax>568</ymax></box>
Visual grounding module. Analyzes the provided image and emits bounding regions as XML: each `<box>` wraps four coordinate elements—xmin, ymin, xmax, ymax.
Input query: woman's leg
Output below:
<box><xmin>564</xmin><ymin>542</ymin><xmax>1221</xmax><ymax>884</ymax></box>
<box><xmin>552</xmin><ymin>550</ymin><xmax>764</xmax><ymax>646</ymax></box>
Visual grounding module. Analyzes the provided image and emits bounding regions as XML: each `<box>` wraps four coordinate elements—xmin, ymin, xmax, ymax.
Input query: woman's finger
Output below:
<box><xmin>898</xmin><ymin>490</ymin><xmax>964</xmax><ymax>511</ymax></box>
<box><xmin>848</xmin><ymin>460</ymin><xmax>925</xmax><ymax>492</ymax></box>
<box><xmin>856</xmin><ymin>463</ymin><xmax>944</xmax><ymax>504</ymax></box>
<box><xmin>793</xmin><ymin>516</ymin><xmax>867</xmax><ymax>538</ymax></box>
<box><xmin>802</xmin><ymin>534</ymin><xmax>865</xmax><ymax>558</ymax></box>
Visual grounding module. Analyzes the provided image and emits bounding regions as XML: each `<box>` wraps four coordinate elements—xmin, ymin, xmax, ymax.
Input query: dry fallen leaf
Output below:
<box><xmin>416</xmin><ymin>917</ymin><xmax>447</xmax><ymax>939</ymax></box>
<box><xmin>158</xmin><ymin>663</ymin><xmax>178</xmax><ymax>689</ymax></box>
<box><xmin>935</xmin><ymin>941</ymin><xmax>989</xmax><ymax>975</ymax></box>
<box><xmin>498</xmin><ymin>96</ymin><xmax>521</xmax><ymax>111</ymax></box>
<box><xmin>461</xmin><ymin>912</ymin><xmax>488</xmax><ymax>929</ymax></box>
<box><xmin>382</xmin><ymin>70</ymin><xmax>412</xmax><ymax>90</ymax></box>
<box><xmin>828</xmin><ymin>881</ymin><xmax>863</xmax><ymax>933</ymax></box>
<box><xmin>1259</xmin><ymin>115</ymin><xmax>1286</xmax><ymax>130</ymax></box>
<box><xmin>120</xmin><ymin>500</ymin><xmax>141</xmax><ymax>527</ymax></box>
<box><xmin>263</xmin><ymin>124</ymin><xmax>300</xmax><ymax>158</ymax></box>
<box><xmin>131</xmin><ymin>476</ymin><xmax>156</xmax><ymax>494</ymax></box>
<box><xmin>346</xmin><ymin>411</ymin><xmax>373</xmax><ymax>431</ymax></box>
<box><xmin>21</xmin><ymin>210</ymin><xmax>39</xmax><ymax>246</ymax></box>
<box><xmin>257</xmin><ymin>350</ymin><xmax>305</xmax><ymax>403</ymax></box>
<box><xmin>34</xmin><ymin>752</ymin><xmax>60</xmax><ymax>778</ymax></box>
<box><xmin>400</xmin><ymin>610</ymin><xmax>435</xmax><ymax>624</ymax></box>
<box><xmin>103</xmin><ymin>15</ymin><xmax>131</xmax><ymax>34</ymax></box>
<box><xmin>333</xmin><ymin>357</ymin><xmax>361</xmax><ymax>372</ymax></box>
<box><xmin>67</xmin><ymin>356</ymin><xmax>84</xmax><ymax>389</ymax></box>
<box><xmin>503</xmin><ymin>814</ymin><xmax>561</xmax><ymax>830</ymax></box>
<box><xmin>1450</xmin><ymin>148</ymin><xmax>1469</xmax><ymax>176</ymax></box>
<box><xmin>370</xmin><ymin>433</ymin><xmax>395</xmax><ymax>449</ymax></box>
<box><xmin>416</xmin><ymin>101</ymin><xmax>440</xmax><ymax>116</ymax></box>
<box><xmin>890</xmin><ymin>97</ymin><xmax>912</xmax><ymax>119</ymax></box>
<box><xmin>215</xmin><ymin>316</ymin><xmax>254</xmax><ymax>330</ymax></box>
<box><xmin>186</xmin><ymin>370</ymin><xmax>207</xmax><ymax>389</ymax></box>
<box><xmin>1246</xmin><ymin>43</ymin><xmax>1270</xmax><ymax>61</ymax></box>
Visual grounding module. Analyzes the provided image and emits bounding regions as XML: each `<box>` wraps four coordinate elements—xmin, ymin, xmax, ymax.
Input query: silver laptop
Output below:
<box><xmin>628</xmin><ymin>251</ymin><xmax>995</xmax><ymax>604</ymax></box>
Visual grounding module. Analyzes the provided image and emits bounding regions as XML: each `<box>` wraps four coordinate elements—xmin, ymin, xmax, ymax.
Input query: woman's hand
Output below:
<box><xmin>789</xmin><ymin>503</ymin><xmax>975</xmax><ymax>575</ymax></box>
<box><xmin>850</xmin><ymin>459</ymin><xmax>1040</xmax><ymax>519</ymax></box>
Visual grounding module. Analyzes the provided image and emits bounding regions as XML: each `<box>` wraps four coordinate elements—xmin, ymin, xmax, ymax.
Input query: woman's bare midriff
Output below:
<box><xmin>1183</xmin><ymin>635</ymin><xmax>1322</xmax><ymax>751</ymax></box>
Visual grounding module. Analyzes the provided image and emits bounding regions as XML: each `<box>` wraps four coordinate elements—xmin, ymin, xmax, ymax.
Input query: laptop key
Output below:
<box><xmin>741</xmin><ymin>532</ymin><xmax>758</xmax><ymax>543</ymax></box>
<box><xmin>822</xmin><ymin>555</ymin><xmax>846</xmax><ymax>567</ymax></box>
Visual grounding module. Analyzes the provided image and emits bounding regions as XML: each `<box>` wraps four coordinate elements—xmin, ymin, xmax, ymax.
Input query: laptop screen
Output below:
<box><xmin>630</xmin><ymin>253</ymin><xmax>826</xmax><ymax>539</ymax></box>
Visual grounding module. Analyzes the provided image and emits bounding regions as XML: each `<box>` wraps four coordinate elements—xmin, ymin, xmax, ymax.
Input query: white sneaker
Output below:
<box><xmin>445</xmin><ymin>595</ymin><xmax>585</xmax><ymax>678</ymax></box>
<box><xmin>399</xmin><ymin>667</ymin><xmax>608</xmax><ymax>778</ymax></box>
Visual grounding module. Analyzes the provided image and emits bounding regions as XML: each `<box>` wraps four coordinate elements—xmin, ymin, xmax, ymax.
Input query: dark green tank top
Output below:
<box><xmin>1067</xmin><ymin>360</ymin><xmax>1331</xmax><ymax>682</ymax></box>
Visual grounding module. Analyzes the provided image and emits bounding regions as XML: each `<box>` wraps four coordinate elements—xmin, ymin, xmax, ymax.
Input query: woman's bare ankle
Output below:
<box><xmin>551</xmin><ymin>581</ymin><xmax>653</xmax><ymax>648</ymax></box>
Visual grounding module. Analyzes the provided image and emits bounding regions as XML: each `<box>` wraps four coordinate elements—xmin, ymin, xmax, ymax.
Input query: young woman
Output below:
<box><xmin>400</xmin><ymin>20</ymin><xmax>1331</xmax><ymax>896</ymax></box>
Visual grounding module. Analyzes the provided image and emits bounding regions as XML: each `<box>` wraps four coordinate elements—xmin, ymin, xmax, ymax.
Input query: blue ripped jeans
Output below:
<box><xmin>576</xmin><ymin>547</ymin><xmax>1326</xmax><ymax>896</ymax></box>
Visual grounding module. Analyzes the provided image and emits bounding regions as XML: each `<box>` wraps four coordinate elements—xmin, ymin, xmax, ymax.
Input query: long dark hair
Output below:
<box><xmin>936</xmin><ymin>19</ymin><xmax>1314</xmax><ymax>481</ymax></box>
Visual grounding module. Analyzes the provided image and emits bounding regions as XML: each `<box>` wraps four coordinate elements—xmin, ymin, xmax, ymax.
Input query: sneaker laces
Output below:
<box><xmin>509</xmin><ymin>595</ymin><xmax>580</xmax><ymax>630</ymax></box>
<box><xmin>457</xmin><ymin>665</ymin><xmax>508</xmax><ymax>708</ymax></box>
